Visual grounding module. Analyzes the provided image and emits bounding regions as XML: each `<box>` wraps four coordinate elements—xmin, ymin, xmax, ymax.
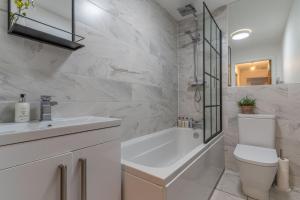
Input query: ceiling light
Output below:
<box><xmin>231</xmin><ymin>29</ymin><xmax>252</xmax><ymax>40</ymax></box>
<box><xmin>250</xmin><ymin>66</ymin><xmax>256</xmax><ymax>71</ymax></box>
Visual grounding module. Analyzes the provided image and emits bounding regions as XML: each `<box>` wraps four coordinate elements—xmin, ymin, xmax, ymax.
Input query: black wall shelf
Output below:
<box><xmin>8</xmin><ymin>23</ymin><xmax>84</xmax><ymax>50</ymax></box>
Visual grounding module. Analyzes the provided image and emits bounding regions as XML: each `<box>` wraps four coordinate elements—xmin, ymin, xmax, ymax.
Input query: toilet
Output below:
<box><xmin>234</xmin><ymin>114</ymin><xmax>278</xmax><ymax>200</ymax></box>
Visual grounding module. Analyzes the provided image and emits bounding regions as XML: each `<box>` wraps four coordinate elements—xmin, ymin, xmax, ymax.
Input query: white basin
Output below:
<box><xmin>0</xmin><ymin>116</ymin><xmax>121</xmax><ymax>146</ymax></box>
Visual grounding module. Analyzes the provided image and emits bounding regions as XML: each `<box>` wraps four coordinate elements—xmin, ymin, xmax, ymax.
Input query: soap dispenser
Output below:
<box><xmin>15</xmin><ymin>94</ymin><xmax>30</xmax><ymax>123</ymax></box>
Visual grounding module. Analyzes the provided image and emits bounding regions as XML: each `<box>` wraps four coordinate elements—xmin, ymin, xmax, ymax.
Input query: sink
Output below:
<box><xmin>0</xmin><ymin>116</ymin><xmax>121</xmax><ymax>146</ymax></box>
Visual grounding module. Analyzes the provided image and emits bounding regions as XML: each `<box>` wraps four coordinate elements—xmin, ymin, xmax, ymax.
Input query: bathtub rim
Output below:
<box><xmin>122</xmin><ymin>129</ymin><xmax>224</xmax><ymax>186</ymax></box>
<box><xmin>121</xmin><ymin>127</ymin><xmax>201</xmax><ymax>148</ymax></box>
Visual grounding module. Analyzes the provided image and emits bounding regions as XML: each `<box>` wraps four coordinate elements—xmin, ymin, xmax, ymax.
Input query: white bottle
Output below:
<box><xmin>178</xmin><ymin>117</ymin><xmax>182</xmax><ymax>127</ymax></box>
<box><xmin>15</xmin><ymin>94</ymin><xmax>30</xmax><ymax>123</ymax></box>
<box><xmin>180</xmin><ymin>117</ymin><xmax>184</xmax><ymax>128</ymax></box>
<box><xmin>182</xmin><ymin>117</ymin><xmax>186</xmax><ymax>128</ymax></box>
<box><xmin>184</xmin><ymin>117</ymin><xmax>189</xmax><ymax>128</ymax></box>
<box><xmin>181</xmin><ymin>117</ymin><xmax>186</xmax><ymax>128</ymax></box>
<box><xmin>188</xmin><ymin>118</ymin><xmax>193</xmax><ymax>128</ymax></box>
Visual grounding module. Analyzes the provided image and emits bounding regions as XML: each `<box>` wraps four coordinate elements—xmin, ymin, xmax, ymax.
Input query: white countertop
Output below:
<box><xmin>0</xmin><ymin>116</ymin><xmax>121</xmax><ymax>147</ymax></box>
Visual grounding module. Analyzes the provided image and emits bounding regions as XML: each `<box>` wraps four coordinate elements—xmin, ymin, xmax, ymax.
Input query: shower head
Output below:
<box><xmin>180</xmin><ymin>5</ymin><xmax>200</xmax><ymax>43</ymax></box>
<box><xmin>177</xmin><ymin>4</ymin><xmax>197</xmax><ymax>17</ymax></box>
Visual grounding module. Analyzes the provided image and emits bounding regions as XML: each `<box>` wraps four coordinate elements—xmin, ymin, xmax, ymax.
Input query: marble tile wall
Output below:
<box><xmin>0</xmin><ymin>0</ymin><xmax>178</xmax><ymax>141</ymax></box>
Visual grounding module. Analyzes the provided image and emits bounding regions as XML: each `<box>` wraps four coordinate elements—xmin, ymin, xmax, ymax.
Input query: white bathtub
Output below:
<box><xmin>121</xmin><ymin>128</ymin><xmax>225</xmax><ymax>200</ymax></box>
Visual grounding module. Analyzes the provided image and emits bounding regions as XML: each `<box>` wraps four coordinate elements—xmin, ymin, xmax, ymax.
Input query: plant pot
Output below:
<box><xmin>240</xmin><ymin>106</ymin><xmax>255</xmax><ymax>114</ymax></box>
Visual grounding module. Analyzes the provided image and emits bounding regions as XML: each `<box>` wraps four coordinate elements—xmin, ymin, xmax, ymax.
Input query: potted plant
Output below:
<box><xmin>238</xmin><ymin>96</ymin><xmax>256</xmax><ymax>114</ymax></box>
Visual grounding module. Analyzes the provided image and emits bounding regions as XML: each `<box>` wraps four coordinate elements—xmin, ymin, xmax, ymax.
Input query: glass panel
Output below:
<box><xmin>212</xmin><ymin>107</ymin><xmax>217</xmax><ymax>135</ymax></box>
<box><xmin>204</xmin><ymin>41</ymin><xmax>211</xmax><ymax>73</ymax></box>
<box><xmin>212</xmin><ymin>78</ymin><xmax>217</xmax><ymax>106</ymax></box>
<box><xmin>217</xmin><ymin>80</ymin><xmax>221</xmax><ymax>105</ymax></box>
<box><xmin>217</xmin><ymin>54</ymin><xmax>220</xmax><ymax>79</ymax></box>
<box><xmin>217</xmin><ymin>29</ymin><xmax>221</xmax><ymax>54</ymax></box>
<box><xmin>205</xmin><ymin>108</ymin><xmax>211</xmax><ymax>140</ymax></box>
<box><xmin>211</xmin><ymin>48</ymin><xmax>217</xmax><ymax>77</ymax></box>
<box><xmin>204</xmin><ymin>9</ymin><xmax>211</xmax><ymax>42</ymax></box>
<box><xmin>217</xmin><ymin>106</ymin><xmax>221</xmax><ymax>132</ymax></box>
<box><xmin>205</xmin><ymin>74</ymin><xmax>211</xmax><ymax>106</ymax></box>
<box><xmin>203</xmin><ymin>3</ymin><xmax>222</xmax><ymax>143</ymax></box>
<box><xmin>211</xmin><ymin>22</ymin><xmax>217</xmax><ymax>49</ymax></box>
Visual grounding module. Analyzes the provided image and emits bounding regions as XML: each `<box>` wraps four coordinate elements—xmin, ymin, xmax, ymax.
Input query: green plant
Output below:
<box><xmin>238</xmin><ymin>96</ymin><xmax>256</xmax><ymax>107</ymax></box>
<box><xmin>10</xmin><ymin>0</ymin><xmax>36</xmax><ymax>27</ymax></box>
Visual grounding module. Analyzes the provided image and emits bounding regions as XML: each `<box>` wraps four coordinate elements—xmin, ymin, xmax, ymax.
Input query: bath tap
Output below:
<box><xmin>40</xmin><ymin>95</ymin><xmax>58</xmax><ymax>121</ymax></box>
<box><xmin>192</xmin><ymin>120</ymin><xmax>203</xmax><ymax>129</ymax></box>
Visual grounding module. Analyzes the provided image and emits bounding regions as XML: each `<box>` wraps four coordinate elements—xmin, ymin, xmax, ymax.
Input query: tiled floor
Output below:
<box><xmin>210</xmin><ymin>170</ymin><xmax>300</xmax><ymax>200</ymax></box>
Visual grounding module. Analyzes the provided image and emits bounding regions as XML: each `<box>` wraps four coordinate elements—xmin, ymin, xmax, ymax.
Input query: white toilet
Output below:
<box><xmin>234</xmin><ymin>114</ymin><xmax>278</xmax><ymax>200</ymax></box>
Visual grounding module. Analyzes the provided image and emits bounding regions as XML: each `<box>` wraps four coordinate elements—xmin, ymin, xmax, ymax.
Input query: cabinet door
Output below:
<box><xmin>71</xmin><ymin>141</ymin><xmax>121</xmax><ymax>200</ymax></box>
<box><xmin>0</xmin><ymin>153</ymin><xmax>72</xmax><ymax>200</ymax></box>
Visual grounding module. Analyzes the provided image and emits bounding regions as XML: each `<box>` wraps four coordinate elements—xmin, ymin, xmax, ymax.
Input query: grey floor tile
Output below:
<box><xmin>213</xmin><ymin>170</ymin><xmax>300</xmax><ymax>200</ymax></box>
<box><xmin>216</xmin><ymin>170</ymin><xmax>247</xmax><ymax>199</ymax></box>
<box><xmin>211</xmin><ymin>190</ymin><xmax>245</xmax><ymax>200</ymax></box>
<box><xmin>270</xmin><ymin>188</ymin><xmax>300</xmax><ymax>200</ymax></box>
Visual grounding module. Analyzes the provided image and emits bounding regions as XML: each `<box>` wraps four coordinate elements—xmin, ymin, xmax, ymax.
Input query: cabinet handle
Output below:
<box><xmin>80</xmin><ymin>159</ymin><xmax>87</xmax><ymax>200</ymax></box>
<box><xmin>59</xmin><ymin>165</ymin><xmax>68</xmax><ymax>200</ymax></box>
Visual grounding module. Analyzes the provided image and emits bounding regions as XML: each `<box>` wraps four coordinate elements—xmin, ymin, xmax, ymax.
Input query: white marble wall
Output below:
<box><xmin>0</xmin><ymin>0</ymin><xmax>178</xmax><ymax>141</ymax></box>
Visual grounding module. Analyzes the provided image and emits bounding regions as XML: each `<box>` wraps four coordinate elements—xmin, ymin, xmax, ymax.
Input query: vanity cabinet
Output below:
<box><xmin>0</xmin><ymin>153</ymin><xmax>72</xmax><ymax>200</ymax></box>
<box><xmin>71</xmin><ymin>141</ymin><xmax>121</xmax><ymax>200</ymax></box>
<box><xmin>0</xmin><ymin>125</ymin><xmax>121</xmax><ymax>200</ymax></box>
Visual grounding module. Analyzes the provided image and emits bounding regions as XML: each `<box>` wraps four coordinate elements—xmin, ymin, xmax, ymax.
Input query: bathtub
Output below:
<box><xmin>121</xmin><ymin>128</ymin><xmax>224</xmax><ymax>200</ymax></box>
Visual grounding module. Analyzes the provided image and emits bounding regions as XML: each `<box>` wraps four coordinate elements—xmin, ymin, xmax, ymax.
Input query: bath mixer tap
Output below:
<box><xmin>192</xmin><ymin>120</ymin><xmax>203</xmax><ymax>129</ymax></box>
<box><xmin>40</xmin><ymin>95</ymin><xmax>58</xmax><ymax>121</ymax></box>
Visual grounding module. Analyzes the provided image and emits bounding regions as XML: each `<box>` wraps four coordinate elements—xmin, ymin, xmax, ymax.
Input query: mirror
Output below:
<box><xmin>8</xmin><ymin>0</ymin><xmax>83</xmax><ymax>50</ymax></box>
<box><xmin>228</xmin><ymin>0</ymin><xmax>299</xmax><ymax>87</ymax></box>
<box><xmin>9</xmin><ymin>0</ymin><xmax>73</xmax><ymax>40</ymax></box>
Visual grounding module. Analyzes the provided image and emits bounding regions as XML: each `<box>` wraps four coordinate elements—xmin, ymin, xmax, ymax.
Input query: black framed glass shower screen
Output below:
<box><xmin>203</xmin><ymin>3</ymin><xmax>222</xmax><ymax>144</ymax></box>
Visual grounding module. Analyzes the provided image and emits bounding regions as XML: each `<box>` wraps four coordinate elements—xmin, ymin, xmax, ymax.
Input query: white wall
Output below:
<box><xmin>231</xmin><ymin>42</ymin><xmax>283</xmax><ymax>85</ymax></box>
<box><xmin>283</xmin><ymin>0</ymin><xmax>300</xmax><ymax>83</ymax></box>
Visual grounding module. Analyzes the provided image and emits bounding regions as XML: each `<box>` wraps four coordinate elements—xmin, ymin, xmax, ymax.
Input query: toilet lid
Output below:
<box><xmin>234</xmin><ymin>144</ymin><xmax>278</xmax><ymax>167</ymax></box>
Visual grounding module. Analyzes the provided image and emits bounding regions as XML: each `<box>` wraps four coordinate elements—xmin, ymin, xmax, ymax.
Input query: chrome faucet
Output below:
<box><xmin>192</xmin><ymin>120</ymin><xmax>203</xmax><ymax>129</ymax></box>
<box><xmin>40</xmin><ymin>96</ymin><xmax>58</xmax><ymax>121</ymax></box>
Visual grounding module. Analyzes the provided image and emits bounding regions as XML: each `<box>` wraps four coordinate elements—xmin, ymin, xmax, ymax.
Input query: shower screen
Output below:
<box><xmin>203</xmin><ymin>2</ymin><xmax>222</xmax><ymax>144</ymax></box>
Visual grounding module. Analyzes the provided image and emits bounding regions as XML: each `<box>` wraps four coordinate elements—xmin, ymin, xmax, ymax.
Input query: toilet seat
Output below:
<box><xmin>234</xmin><ymin>144</ymin><xmax>278</xmax><ymax>167</ymax></box>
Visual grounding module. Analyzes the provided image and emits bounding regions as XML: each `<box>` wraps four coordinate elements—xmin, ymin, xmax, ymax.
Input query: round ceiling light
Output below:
<box><xmin>231</xmin><ymin>29</ymin><xmax>252</xmax><ymax>40</ymax></box>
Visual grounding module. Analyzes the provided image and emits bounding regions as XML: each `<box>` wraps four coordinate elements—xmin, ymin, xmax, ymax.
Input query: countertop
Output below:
<box><xmin>0</xmin><ymin>116</ymin><xmax>121</xmax><ymax>147</ymax></box>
